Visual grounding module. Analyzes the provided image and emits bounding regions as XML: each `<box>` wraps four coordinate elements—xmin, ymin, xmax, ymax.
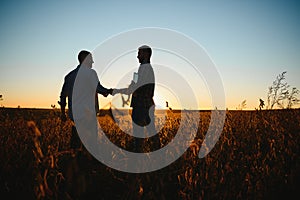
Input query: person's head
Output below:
<box><xmin>137</xmin><ymin>45</ymin><xmax>152</xmax><ymax>64</ymax></box>
<box><xmin>78</xmin><ymin>50</ymin><xmax>94</xmax><ymax>68</ymax></box>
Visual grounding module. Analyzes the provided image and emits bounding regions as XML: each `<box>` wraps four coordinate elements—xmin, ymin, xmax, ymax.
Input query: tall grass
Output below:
<box><xmin>0</xmin><ymin>108</ymin><xmax>299</xmax><ymax>199</ymax></box>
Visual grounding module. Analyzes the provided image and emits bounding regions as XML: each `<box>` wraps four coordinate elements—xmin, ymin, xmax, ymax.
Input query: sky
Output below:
<box><xmin>0</xmin><ymin>0</ymin><xmax>299</xmax><ymax>110</ymax></box>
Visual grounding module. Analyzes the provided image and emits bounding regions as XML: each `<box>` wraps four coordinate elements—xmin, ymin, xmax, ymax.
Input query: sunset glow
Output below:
<box><xmin>0</xmin><ymin>0</ymin><xmax>299</xmax><ymax>110</ymax></box>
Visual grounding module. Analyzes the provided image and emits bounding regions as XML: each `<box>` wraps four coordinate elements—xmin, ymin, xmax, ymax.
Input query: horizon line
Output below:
<box><xmin>1</xmin><ymin>106</ymin><xmax>299</xmax><ymax>111</ymax></box>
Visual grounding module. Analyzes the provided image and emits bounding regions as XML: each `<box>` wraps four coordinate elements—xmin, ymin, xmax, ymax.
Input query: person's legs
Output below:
<box><xmin>132</xmin><ymin>106</ymin><xmax>160</xmax><ymax>152</ymax></box>
<box><xmin>132</xmin><ymin>122</ymin><xmax>144</xmax><ymax>152</ymax></box>
<box><xmin>71</xmin><ymin>125</ymin><xmax>82</xmax><ymax>150</ymax></box>
<box><xmin>146</xmin><ymin>106</ymin><xmax>160</xmax><ymax>150</ymax></box>
<box><xmin>131</xmin><ymin>107</ymin><xmax>148</xmax><ymax>152</ymax></box>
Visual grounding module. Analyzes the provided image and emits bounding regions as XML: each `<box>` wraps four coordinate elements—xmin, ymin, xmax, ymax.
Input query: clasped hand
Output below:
<box><xmin>112</xmin><ymin>81</ymin><xmax>135</xmax><ymax>96</ymax></box>
<box><xmin>102</xmin><ymin>88</ymin><xmax>114</xmax><ymax>97</ymax></box>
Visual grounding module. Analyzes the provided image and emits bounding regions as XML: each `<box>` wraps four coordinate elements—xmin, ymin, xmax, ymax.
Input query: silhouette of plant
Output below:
<box><xmin>286</xmin><ymin>87</ymin><xmax>300</xmax><ymax>109</ymax></box>
<box><xmin>259</xmin><ymin>98</ymin><xmax>265</xmax><ymax>110</ymax></box>
<box><xmin>121</xmin><ymin>94</ymin><xmax>130</xmax><ymax>107</ymax></box>
<box><xmin>166</xmin><ymin>101</ymin><xmax>172</xmax><ymax>110</ymax></box>
<box><xmin>267</xmin><ymin>71</ymin><xmax>299</xmax><ymax>109</ymax></box>
<box><xmin>237</xmin><ymin>100</ymin><xmax>247</xmax><ymax>110</ymax></box>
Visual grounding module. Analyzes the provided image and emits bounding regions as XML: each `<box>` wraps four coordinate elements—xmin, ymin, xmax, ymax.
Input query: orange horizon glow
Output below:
<box><xmin>3</xmin><ymin>97</ymin><xmax>298</xmax><ymax>110</ymax></box>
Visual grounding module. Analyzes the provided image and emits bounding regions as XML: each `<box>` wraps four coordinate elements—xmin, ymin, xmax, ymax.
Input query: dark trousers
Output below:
<box><xmin>131</xmin><ymin>106</ymin><xmax>160</xmax><ymax>152</ymax></box>
<box><xmin>71</xmin><ymin>125</ymin><xmax>82</xmax><ymax>149</ymax></box>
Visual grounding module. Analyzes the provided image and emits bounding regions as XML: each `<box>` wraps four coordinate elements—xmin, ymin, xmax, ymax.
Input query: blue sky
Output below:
<box><xmin>0</xmin><ymin>0</ymin><xmax>299</xmax><ymax>109</ymax></box>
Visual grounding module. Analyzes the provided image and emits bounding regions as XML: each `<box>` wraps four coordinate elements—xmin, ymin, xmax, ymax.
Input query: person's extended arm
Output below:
<box><xmin>96</xmin><ymin>82</ymin><xmax>112</xmax><ymax>97</ymax></box>
<box><xmin>113</xmin><ymin>66</ymin><xmax>145</xmax><ymax>95</ymax></box>
<box><xmin>90</xmin><ymin>69</ymin><xmax>112</xmax><ymax>97</ymax></box>
<box><xmin>113</xmin><ymin>81</ymin><xmax>135</xmax><ymax>95</ymax></box>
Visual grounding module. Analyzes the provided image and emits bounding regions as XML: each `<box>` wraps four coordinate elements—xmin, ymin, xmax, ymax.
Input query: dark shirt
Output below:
<box><xmin>60</xmin><ymin>65</ymin><xmax>110</xmax><ymax>121</ymax></box>
<box><xmin>130</xmin><ymin>62</ymin><xmax>155</xmax><ymax>108</ymax></box>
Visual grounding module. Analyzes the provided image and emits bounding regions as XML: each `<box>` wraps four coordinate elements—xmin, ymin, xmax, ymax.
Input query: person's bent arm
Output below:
<box><xmin>97</xmin><ymin>82</ymin><xmax>112</xmax><ymax>97</ymax></box>
<box><xmin>113</xmin><ymin>67</ymin><xmax>143</xmax><ymax>95</ymax></box>
<box><xmin>113</xmin><ymin>81</ymin><xmax>135</xmax><ymax>95</ymax></box>
<box><xmin>58</xmin><ymin>78</ymin><xmax>68</xmax><ymax>121</ymax></box>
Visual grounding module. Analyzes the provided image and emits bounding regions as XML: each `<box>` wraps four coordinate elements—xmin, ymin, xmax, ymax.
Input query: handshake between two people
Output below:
<box><xmin>104</xmin><ymin>81</ymin><xmax>135</xmax><ymax>97</ymax></box>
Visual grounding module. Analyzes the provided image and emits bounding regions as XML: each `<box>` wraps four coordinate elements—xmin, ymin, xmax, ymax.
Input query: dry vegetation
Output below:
<box><xmin>0</xmin><ymin>108</ymin><xmax>299</xmax><ymax>199</ymax></box>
